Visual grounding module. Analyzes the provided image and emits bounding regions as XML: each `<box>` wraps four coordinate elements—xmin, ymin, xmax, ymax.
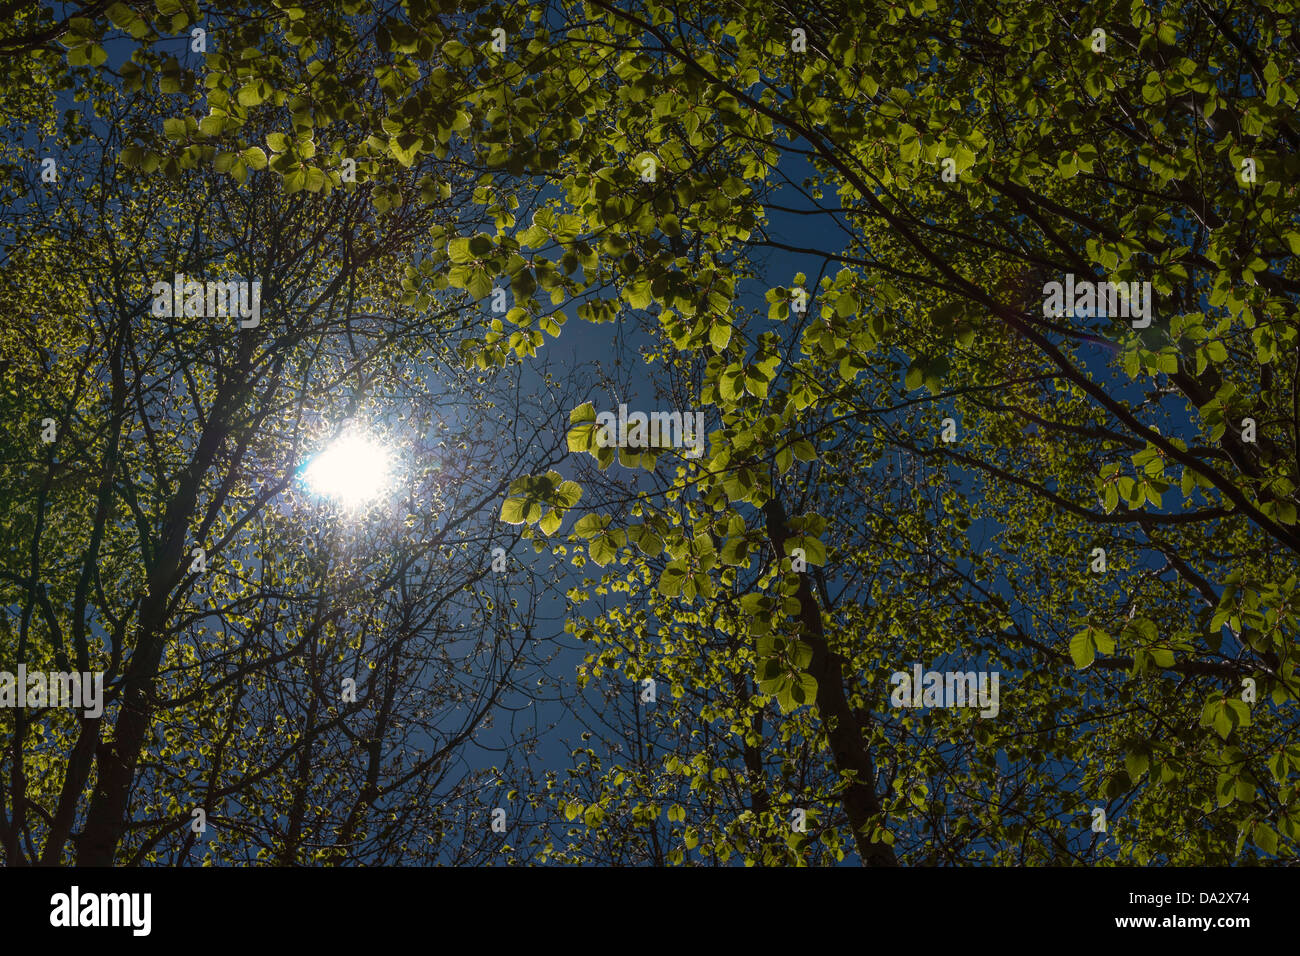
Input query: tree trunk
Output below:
<box><xmin>763</xmin><ymin>495</ymin><xmax>898</xmax><ymax>866</ymax></box>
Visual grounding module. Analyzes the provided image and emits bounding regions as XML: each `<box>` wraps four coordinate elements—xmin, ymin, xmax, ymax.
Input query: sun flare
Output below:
<box><xmin>303</xmin><ymin>431</ymin><xmax>394</xmax><ymax>508</ymax></box>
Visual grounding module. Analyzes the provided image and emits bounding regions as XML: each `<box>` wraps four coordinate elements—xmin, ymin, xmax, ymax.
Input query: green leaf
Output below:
<box><xmin>300</xmin><ymin>166</ymin><xmax>325</xmax><ymax>192</ymax></box>
<box><xmin>633</xmin><ymin>528</ymin><xmax>664</xmax><ymax>557</ymax></box>
<box><xmin>572</xmin><ymin>514</ymin><xmax>608</xmax><ymax>538</ymax></box>
<box><xmin>447</xmin><ymin>237</ymin><xmax>473</xmax><ymax>263</ymax></box>
<box><xmin>589</xmin><ymin>534</ymin><xmax>618</xmax><ymax>566</ymax></box>
<box><xmin>658</xmin><ymin>563</ymin><xmax>688</xmax><ymax>597</ymax></box>
<box><xmin>785</xmin><ymin>536</ymin><xmax>827</xmax><ymax>566</ymax></box>
<box><xmin>467</xmin><ymin>268</ymin><xmax>493</xmax><ymax>301</ymax></box>
<box><xmin>500</xmin><ymin>496</ymin><xmax>528</xmax><ymax>524</ymax></box>
<box><xmin>709</xmin><ymin>321</ymin><xmax>731</xmax><ymax>351</ymax></box>
<box><xmin>1211</xmin><ymin>702</ymin><xmax>1232</xmax><ymax>740</ymax></box>
<box><xmin>1125</xmin><ymin>750</ymin><xmax>1149</xmax><ymax>779</ymax></box>
<box><xmin>107</xmin><ymin>2</ymin><xmax>138</xmax><ymax>28</ymax></box>
<box><xmin>567</xmin><ymin>422</ymin><xmax>596</xmax><ymax>453</ymax></box>
<box><xmin>1253</xmin><ymin>823</ymin><xmax>1278</xmax><ymax>855</ymax></box>
<box><xmin>1069</xmin><ymin>630</ymin><xmax>1095</xmax><ymax>669</ymax></box>
<box><xmin>539</xmin><ymin>509</ymin><xmax>562</xmax><ymax>535</ymax></box>
<box><xmin>554</xmin><ymin>480</ymin><xmax>582</xmax><ymax>508</ymax></box>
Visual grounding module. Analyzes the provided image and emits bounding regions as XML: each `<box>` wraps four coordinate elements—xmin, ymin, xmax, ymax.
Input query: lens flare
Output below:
<box><xmin>302</xmin><ymin>430</ymin><xmax>393</xmax><ymax>508</ymax></box>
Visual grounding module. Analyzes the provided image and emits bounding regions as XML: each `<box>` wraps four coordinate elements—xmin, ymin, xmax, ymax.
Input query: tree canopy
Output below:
<box><xmin>1</xmin><ymin>0</ymin><xmax>1297</xmax><ymax>866</ymax></box>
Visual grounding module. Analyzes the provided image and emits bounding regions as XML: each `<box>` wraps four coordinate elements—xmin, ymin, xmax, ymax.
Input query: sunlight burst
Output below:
<box><xmin>303</xmin><ymin>430</ymin><xmax>394</xmax><ymax>508</ymax></box>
